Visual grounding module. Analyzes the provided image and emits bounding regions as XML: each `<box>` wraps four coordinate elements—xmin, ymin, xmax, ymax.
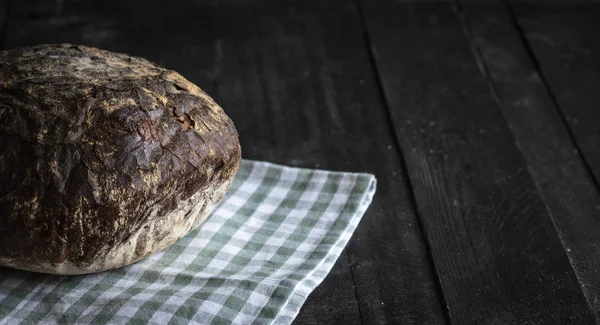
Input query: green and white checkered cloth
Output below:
<box><xmin>0</xmin><ymin>160</ymin><xmax>376</xmax><ymax>325</ymax></box>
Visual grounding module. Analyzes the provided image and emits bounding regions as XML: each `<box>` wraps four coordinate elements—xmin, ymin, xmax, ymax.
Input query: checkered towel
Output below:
<box><xmin>0</xmin><ymin>160</ymin><xmax>376</xmax><ymax>325</ymax></box>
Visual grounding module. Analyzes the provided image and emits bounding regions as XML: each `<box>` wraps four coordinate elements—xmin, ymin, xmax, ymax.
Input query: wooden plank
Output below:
<box><xmin>287</xmin><ymin>3</ymin><xmax>447</xmax><ymax>323</ymax></box>
<box><xmin>359</xmin><ymin>0</ymin><xmax>596</xmax><ymax>323</ymax></box>
<box><xmin>456</xmin><ymin>1</ymin><xmax>600</xmax><ymax>321</ymax></box>
<box><xmin>506</xmin><ymin>1</ymin><xmax>600</xmax><ymax>182</ymax></box>
<box><xmin>4</xmin><ymin>0</ymin><xmax>446</xmax><ymax>324</ymax></box>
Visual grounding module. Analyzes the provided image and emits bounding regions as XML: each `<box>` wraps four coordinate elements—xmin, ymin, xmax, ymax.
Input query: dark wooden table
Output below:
<box><xmin>2</xmin><ymin>0</ymin><xmax>600</xmax><ymax>323</ymax></box>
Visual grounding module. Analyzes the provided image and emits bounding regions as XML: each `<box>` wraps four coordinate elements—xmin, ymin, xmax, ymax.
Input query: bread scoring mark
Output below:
<box><xmin>172</xmin><ymin>108</ymin><xmax>195</xmax><ymax>131</ymax></box>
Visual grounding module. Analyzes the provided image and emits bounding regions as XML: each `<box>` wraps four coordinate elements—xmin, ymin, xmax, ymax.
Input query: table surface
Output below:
<box><xmin>2</xmin><ymin>0</ymin><xmax>600</xmax><ymax>324</ymax></box>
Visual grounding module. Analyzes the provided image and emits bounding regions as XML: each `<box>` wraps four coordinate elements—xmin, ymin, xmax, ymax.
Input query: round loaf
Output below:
<box><xmin>0</xmin><ymin>44</ymin><xmax>241</xmax><ymax>275</ymax></box>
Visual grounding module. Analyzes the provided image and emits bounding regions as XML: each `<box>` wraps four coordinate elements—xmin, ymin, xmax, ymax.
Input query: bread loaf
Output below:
<box><xmin>0</xmin><ymin>44</ymin><xmax>241</xmax><ymax>275</ymax></box>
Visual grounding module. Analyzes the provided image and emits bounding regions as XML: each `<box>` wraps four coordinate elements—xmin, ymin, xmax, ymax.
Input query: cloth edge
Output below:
<box><xmin>269</xmin><ymin>173</ymin><xmax>378</xmax><ymax>325</ymax></box>
<box><xmin>241</xmin><ymin>159</ymin><xmax>376</xmax><ymax>180</ymax></box>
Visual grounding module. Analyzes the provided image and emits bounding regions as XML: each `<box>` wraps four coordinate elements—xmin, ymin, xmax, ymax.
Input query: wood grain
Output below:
<box><xmin>359</xmin><ymin>0</ymin><xmax>595</xmax><ymax>323</ymax></box>
<box><xmin>507</xmin><ymin>1</ymin><xmax>600</xmax><ymax>182</ymax></box>
<box><xmin>456</xmin><ymin>1</ymin><xmax>600</xmax><ymax>321</ymax></box>
<box><xmin>455</xmin><ymin>1</ymin><xmax>600</xmax><ymax>321</ymax></box>
<box><xmin>3</xmin><ymin>0</ymin><xmax>445</xmax><ymax>323</ymax></box>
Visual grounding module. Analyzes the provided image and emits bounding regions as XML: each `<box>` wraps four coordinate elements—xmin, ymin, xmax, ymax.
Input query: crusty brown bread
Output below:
<box><xmin>0</xmin><ymin>44</ymin><xmax>241</xmax><ymax>275</ymax></box>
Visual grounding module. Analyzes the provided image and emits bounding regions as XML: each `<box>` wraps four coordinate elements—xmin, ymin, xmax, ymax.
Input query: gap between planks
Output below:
<box><xmin>455</xmin><ymin>0</ymin><xmax>600</xmax><ymax>321</ymax></box>
<box><xmin>354</xmin><ymin>0</ymin><xmax>453</xmax><ymax>323</ymax></box>
<box><xmin>358</xmin><ymin>0</ymin><xmax>597</xmax><ymax>323</ymax></box>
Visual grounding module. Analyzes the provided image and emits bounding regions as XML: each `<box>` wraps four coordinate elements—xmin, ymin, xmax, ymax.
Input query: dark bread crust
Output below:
<box><xmin>0</xmin><ymin>44</ymin><xmax>241</xmax><ymax>273</ymax></box>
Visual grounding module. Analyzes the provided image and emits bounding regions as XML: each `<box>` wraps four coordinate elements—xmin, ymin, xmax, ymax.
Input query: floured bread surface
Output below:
<box><xmin>0</xmin><ymin>44</ymin><xmax>241</xmax><ymax>274</ymax></box>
